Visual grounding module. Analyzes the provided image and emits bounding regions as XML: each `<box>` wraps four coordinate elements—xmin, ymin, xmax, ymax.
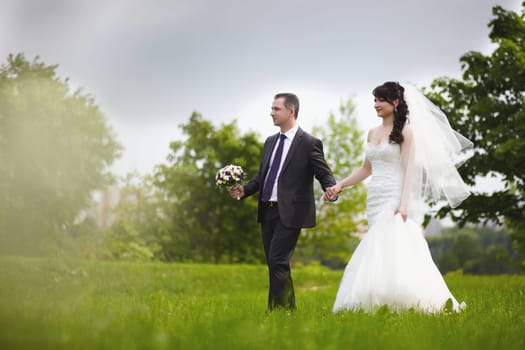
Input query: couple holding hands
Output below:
<box><xmin>230</xmin><ymin>82</ymin><xmax>470</xmax><ymax>313</ymax></box>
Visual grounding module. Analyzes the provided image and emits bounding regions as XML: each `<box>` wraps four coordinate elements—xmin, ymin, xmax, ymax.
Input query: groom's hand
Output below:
<box><xmin>322</xmin><ymin>185</ymin><xmax>337</xmax><ymax>202</ymax></box>
<box><xmin>229</xmin><ymin>184</ymin><xmax>245</xmax><ymax>199</ymax></box>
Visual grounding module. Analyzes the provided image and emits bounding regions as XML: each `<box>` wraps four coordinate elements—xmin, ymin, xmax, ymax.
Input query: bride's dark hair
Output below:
<box><xmin>373</xmin><ymin>81</ymin><xmax>409</xmax><ymax>144</ymax></box>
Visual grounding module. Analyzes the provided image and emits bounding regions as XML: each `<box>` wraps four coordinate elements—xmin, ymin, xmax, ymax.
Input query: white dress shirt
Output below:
<box><xmin>264</xmin><ymin>125</ymin><xmax>299</xmax><ymax>202</ymax></box>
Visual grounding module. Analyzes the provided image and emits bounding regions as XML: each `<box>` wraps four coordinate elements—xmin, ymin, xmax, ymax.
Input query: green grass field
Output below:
<box><xmin>1</xmin><ymin>256</ymin><xmax>524</xmax><ymax>350</ymax></box>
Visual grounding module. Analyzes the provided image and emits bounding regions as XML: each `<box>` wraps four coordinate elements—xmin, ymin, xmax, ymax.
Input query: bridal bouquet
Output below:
<box><xmin>215</xmin><ymin>164</ymin><xmax>246</xmax><ymax>198</ymax></box>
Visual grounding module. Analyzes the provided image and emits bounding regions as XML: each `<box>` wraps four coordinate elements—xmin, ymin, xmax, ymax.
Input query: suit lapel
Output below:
<box><xmin>262</xmin><ymin>133</ymin><xmax>280</xmax><ymax>176</ymax></box>
<box><xmin>280</xmin><ymin>127</ymin><xmax>304</xmax><ymax>174</ymax></box>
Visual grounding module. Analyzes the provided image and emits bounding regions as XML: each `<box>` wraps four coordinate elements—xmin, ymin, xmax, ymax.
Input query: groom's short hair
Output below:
<box><xmin>275</xmin><ymin>93</ymin><xmax>300</xmax><ymax>119</ymax></box>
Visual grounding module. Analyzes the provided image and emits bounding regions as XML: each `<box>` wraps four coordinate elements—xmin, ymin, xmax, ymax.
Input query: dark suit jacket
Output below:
<box><xmin>243</xmin><ymin>128</ymin><xmax>336</xmax><ymax>228</ymax></box>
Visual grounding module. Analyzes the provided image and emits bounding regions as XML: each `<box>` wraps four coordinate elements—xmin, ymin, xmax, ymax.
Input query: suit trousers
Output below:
<box><xmin>261</xmin><ymin>203</ymin><xmax>301</xmax><ymax>310</ymax></box>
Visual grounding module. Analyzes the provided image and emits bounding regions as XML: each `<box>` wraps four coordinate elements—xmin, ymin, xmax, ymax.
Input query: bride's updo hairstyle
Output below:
<box><xmin>373</xmin><ymin>81</ymin><xmax>409</xmax><ymax>144</ymax></box>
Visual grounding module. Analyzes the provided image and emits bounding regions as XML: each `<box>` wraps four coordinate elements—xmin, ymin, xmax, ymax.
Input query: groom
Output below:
<box><xmin>230</xmin><ymin>93</ymin><xmax>336</xmax><ymax>310</ymax></box>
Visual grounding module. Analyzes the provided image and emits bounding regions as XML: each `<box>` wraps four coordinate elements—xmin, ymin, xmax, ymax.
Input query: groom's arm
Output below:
<box><xmin>310</xmin><ymin>137</ymin><xmax>337</xmax><ymax>191</ymax></box>
<box><xmin>243</xmin><ymin>172</ymin><xmax>262</xmax><ymax>198</ymax></box>
<box><xmin>230</xmin><ymin>171</ymin><xmax>261</xmax><ymax>200</ymax></box>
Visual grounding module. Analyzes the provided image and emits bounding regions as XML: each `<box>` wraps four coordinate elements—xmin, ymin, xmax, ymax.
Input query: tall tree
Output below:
<box><xmin>0</xmin><ymin>54</ymin><xmax>122</xmax><ymax>255</ymax></box>
<box><xmin>154</xmin><ymin>113</ymin><xmax>264</xmax><ymax>263</ymax></box>
<box><xmin>299</xmin><ymin>99</ymin><xmax>367</xmax><ymax>267</ymax></box>
<box><xmin>426</xmin><ymin>3</ymin><xmax>525</xmax><ymax>266</ymax></box>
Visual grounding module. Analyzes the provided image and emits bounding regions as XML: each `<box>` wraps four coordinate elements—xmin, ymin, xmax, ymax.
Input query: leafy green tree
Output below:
<box><xmin>426</xmin><ymin>3</ymin><xmax>525</xmax><ymax>267</ymax></box>
<box><xmin>154</xmin><ymin>113</ymin><xmax>264</xmax><ymax>263</ymax></box>
<box><xmin>298</xmin><ymin>99</ymin><xmax>367</xmax><ymax>267</ymax></box>
<box><xmin>0</xmin><ymin>54</ymin><xmax>121</xmax><ymax>255</ymax></box>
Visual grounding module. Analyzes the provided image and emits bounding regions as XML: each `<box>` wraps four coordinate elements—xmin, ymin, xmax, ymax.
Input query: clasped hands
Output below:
<box><xmin>322</xmin><ymin>183</ymin><xmax>343</xmax><ymax>202</ymax></box>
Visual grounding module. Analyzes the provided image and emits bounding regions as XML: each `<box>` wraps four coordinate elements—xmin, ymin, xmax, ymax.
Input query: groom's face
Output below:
<box><xmin>271</xmin><ymin>97</ymin><xmax>294</xmax><ymax>127</ymax></box>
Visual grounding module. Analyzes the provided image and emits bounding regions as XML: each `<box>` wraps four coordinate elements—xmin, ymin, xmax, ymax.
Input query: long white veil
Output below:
<box><xmin>401</xmin><ymin>84</ymin><xmax>473</xmax><ymax>217</ymax></box>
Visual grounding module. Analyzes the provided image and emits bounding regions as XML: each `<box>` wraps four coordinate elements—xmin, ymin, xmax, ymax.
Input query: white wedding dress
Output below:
<box><xmin>333</xmin><ymin>141</ymin><xmax>465</xmax><ymax>313</ymax></box>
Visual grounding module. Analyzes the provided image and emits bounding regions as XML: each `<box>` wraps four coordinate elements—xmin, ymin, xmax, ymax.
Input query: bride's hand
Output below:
<box><xmin>395</xmin><ymin>208</ymin><xmax>407</xmax><ymax>222</ymax></box>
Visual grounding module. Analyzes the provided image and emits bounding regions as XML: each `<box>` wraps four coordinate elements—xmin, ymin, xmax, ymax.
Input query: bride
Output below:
<box><xmin>324</xmin><ymin>81</ymin><xmax>472</xmax><ymax>313</ymax></box>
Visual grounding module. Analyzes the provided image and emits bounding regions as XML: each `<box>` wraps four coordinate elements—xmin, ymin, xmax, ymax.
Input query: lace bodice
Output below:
<box><xmin>366</xmin><ymin>141</ymin><xmax>403</xmax><ymax>228</ymax></box>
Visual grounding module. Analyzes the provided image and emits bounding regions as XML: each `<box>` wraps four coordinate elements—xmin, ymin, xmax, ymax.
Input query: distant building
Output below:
<box><xmin>78</xmin><ymin>183</ymin><xmax>157</xmax><ymax>230</ymax></box>
<box><xmin>96</xmin><ymin>186</ymin><xmax>121</xmax><ymax>229</ymax></box>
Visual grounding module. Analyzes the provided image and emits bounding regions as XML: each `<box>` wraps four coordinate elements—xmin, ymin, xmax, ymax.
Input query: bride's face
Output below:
<box><xmin>374</xmin><ymin>97</ymin><xmax>396</xmax><ymax>118</ymax></box>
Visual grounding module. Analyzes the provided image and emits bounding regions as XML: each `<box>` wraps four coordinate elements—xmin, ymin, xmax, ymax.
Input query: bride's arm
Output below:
<box><xmin>324</xmin><ymin>128</ymin><xmax>374</xmax><ymax>201</ymax></box>
<box><xmin>324</xmin><ymin>156</ymin><xmax>371</xmax><ymax>200</ymax></box>
<box><xmin>339</xmin><ymin>158</ymin><xmax>372</xmax><ymax>188</ymax></box>
<box><xmin>397</xmin><ymin>125</ymin><xmax>415</xmax><ymax>221</ymax></box>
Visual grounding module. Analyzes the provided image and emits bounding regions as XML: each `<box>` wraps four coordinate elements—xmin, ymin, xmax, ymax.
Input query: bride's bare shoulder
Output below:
<box><xmin>402</xmin><ymin>124</ymin><xmax>413</xmax><ymax>138</ymax></box>
<box><xmin>367</xmin><ymin>126</ymin><xmax>380</xmax><ymax>140</ymax></box>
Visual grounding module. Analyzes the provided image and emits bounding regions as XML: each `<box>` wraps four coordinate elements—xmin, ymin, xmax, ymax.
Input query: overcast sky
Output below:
<box><xmin>1</xmin><ymin>0</ymin><xmax>521</xmax><ymax>185</ymax></box>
